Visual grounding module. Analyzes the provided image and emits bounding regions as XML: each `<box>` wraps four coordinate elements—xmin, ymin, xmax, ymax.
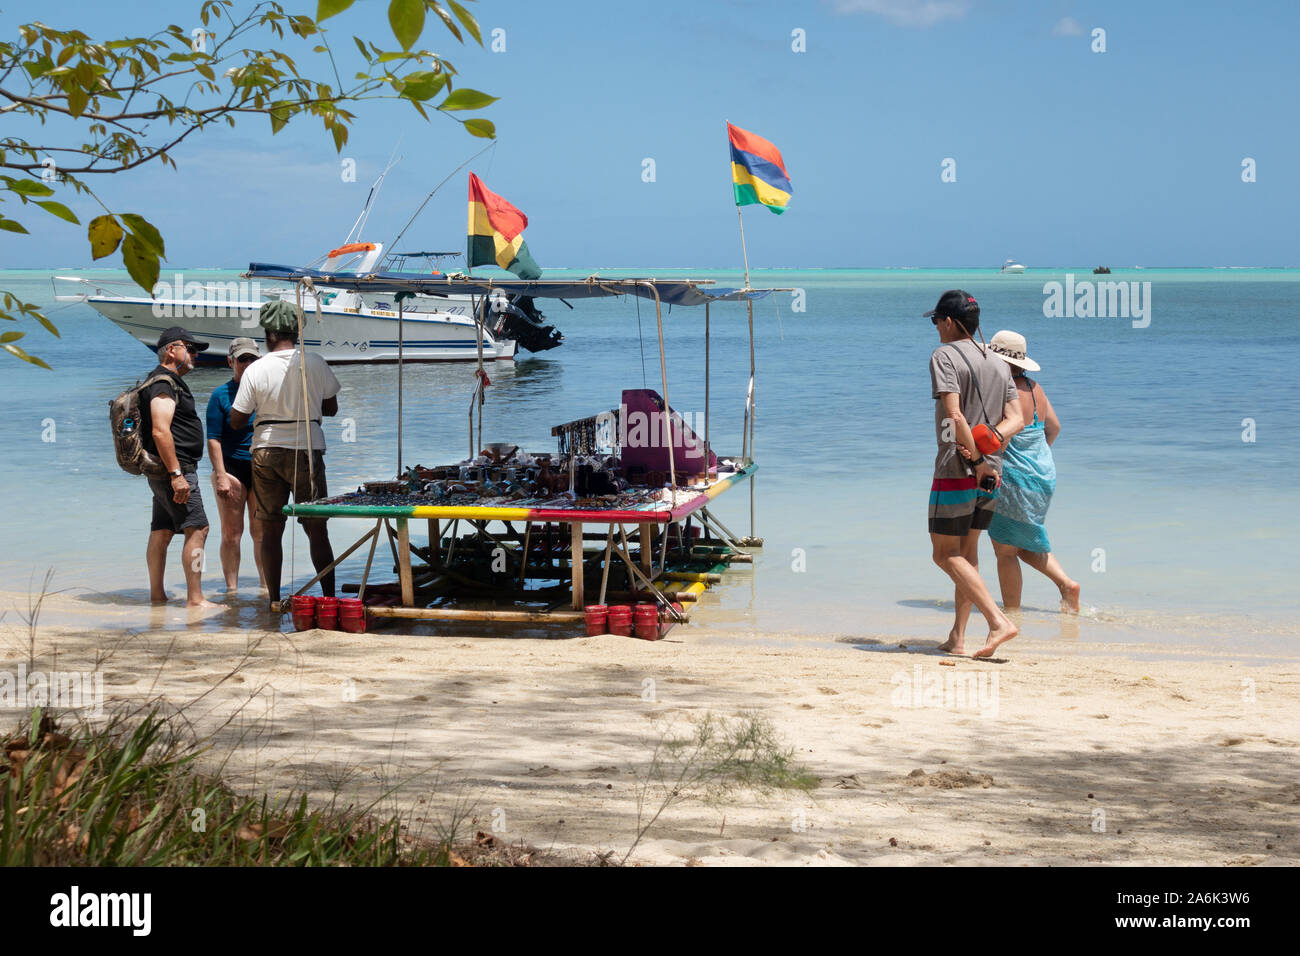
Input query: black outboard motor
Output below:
<box><xmin>483</xmin><ymin>293</ymin><xmax>564</xmax><ymax>353</ymax></box>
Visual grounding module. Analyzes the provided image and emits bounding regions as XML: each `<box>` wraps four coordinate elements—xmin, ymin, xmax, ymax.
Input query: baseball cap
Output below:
<box><xmin>156</xmin><ymin>326</ymin><xmax>210</xmax><ymax>351</ymax></box>
<box><xmin>228</xmin><ymin>337</ymin><xmax>262</xmax><ymax>360</ymax></box>
<box><xmin>923</xmin><ymin>290</ymin><xmax>980</xmax><ymax>331</ymax></box>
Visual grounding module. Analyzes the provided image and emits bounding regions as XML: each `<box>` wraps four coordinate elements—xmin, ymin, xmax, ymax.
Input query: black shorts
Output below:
<box><xmin>148</xmin><ymin>469</ymin><xmax>209</xmax><ymax>533</ymax></box>
<box><xmin>225</xmin><ymin>457</ymin><xmax>253</xmax><ymax>492</ymax></box>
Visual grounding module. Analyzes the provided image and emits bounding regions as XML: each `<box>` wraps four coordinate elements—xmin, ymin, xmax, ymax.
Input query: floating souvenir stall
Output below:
<box><xmin>243</xmin><ymin>266</ymin><xmax>776</xmax><ymax>635</ymax></box>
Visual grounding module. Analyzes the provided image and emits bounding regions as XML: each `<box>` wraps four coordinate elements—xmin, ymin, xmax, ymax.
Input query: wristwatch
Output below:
<box><xmin>170</xmin><ymin>469</ymin><xmax>183</xmax><ymax>479</ymax></box>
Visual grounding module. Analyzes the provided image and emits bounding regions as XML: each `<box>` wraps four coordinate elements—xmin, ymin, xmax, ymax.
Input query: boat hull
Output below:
<box><xmin>86</xmin><ymin>296</ymin><xmax>517</xmax><ymax>363</ymax></box>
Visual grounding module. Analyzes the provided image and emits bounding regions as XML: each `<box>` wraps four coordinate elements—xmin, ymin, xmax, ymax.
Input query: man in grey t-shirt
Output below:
<box><xmin>923</xmin><ymin>290</ymin><xmax>1024</xmax><ymax>659</ymax></box>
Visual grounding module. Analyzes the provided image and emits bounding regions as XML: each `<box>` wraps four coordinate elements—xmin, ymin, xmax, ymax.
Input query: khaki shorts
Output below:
<box><xmin>252</xmin><ymin>447</ymin><xmax>328</xmax><ymax>523</ymax></box>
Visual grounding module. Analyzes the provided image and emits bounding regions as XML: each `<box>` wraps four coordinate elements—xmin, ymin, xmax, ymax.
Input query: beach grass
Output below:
<box><xmin>0</xmin><ymin>706</ymin><xmax>482</xmax><ymax>867</ymax></box>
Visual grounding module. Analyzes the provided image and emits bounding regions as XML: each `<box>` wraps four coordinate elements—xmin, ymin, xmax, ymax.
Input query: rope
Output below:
<box><xmin>287</xmin><ymin>277</ymin><xmax>322</xmax><ymax>591</ymax></box>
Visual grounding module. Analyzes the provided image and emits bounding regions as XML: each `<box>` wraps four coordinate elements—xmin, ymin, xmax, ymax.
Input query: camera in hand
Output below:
<box><xmin>979</xmin><ymin>474</ymin><xmax>998</xmax><ymax>492</ymax></box>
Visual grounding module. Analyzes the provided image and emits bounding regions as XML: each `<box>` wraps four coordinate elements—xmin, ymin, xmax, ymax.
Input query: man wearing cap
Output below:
<box><xmin>142</xmin><ymin>326</ymin><xmax>218</xmax><ymax>608</ymax></box>
<box><xmin>229</xmin><ymin>301</ymin><xmax>341</xmax><ymax>609</ymax></box>
<box><xmin>206</xmin><ymin>337</ymin><xmax>267</xmax><ymax>593</ymax></box>
<box><xmin>924</xmin><ymin>290</ymin><xmax>1023</xmax><ymax>658</ymax></box>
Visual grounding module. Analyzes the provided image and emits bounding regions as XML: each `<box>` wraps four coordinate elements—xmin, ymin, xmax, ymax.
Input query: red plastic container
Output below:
<box><xmin>290</xmin><ymin>594</ymin><xmax>317</xmax><ymax>631</ymax></box>
<box><xmin>583</xmin><ymin>604</ymin><xmax>608</xmax><ymax>636</ymax></box>
<box><xmin>315</xmin><ymin>596</ymin><xmax>339</xmax><ymax>631</ymax></box>
<box><xmin>607</xmin><ymin>604</ymin><xmax>632</xmax><ymax>637</ymax></box>
<box><xmin>634</xmin><ymin>602</ymin><xmax>661</xmax><ymax>641</ymax></box>
<box><xmin>337</xmin><ymin>597</ymin><xmax>366</xmax><ymax>634</ymax></box>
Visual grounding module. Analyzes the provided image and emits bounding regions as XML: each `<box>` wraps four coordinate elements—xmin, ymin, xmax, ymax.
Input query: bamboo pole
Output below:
<box><xmin>397</xmin><ymin>518</ymin><xmax>414</xmax><ymax>606</ymax></box>
<box><xmin>704</xmin><ymin>300</ymin><xmax>711</xmax><ymax>473</ymax></box>
<box><xmin>747</xmin><ymin>295</ymin><xmax>756</xmax><ymax>534</ymax></box>
<box><xmin>358</xmin><ymin>517</ymin><xmax>382</xmax><ymax>602</ymax></box>
<box><xmin>570</xmin><ymin>521</ymin><xmax>584</xmax><ymax>609</ymax></box>
<box><xmin>398</xmin><ymin>296</ymin><xmax>404</xmax><ymax>475</ymax></box>
<box><xmin>367</xmin><ymin>606</ymin><xmax>586</xmax><ymax>623</ymax></box>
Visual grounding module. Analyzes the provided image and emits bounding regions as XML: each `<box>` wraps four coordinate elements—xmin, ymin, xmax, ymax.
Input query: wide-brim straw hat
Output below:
<box><xmin>989</xmin><ymin>330</ymin><xmax>1041</xmax><ymax>372</ymax></box>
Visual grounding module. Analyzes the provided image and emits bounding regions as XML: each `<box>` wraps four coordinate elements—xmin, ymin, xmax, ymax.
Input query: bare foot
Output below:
<box><xmin>1060</xmin><ymin>580</ymin><xmax>1081</xmax><ymax>614</ymax></box>
<box><xmin>937</xmin><ymin>628</ymin><xmax>965</xmax><ymax>655</ymax></box>
<box><xmin>187</xmin><ymin>599</ymin><xmax>221</xmax><ymax>609</ymax></box>
<box><xmin>150</xmin><ymin>594</ymin><xmax>169</xmax><ymax>606</ymax></box>
<box><xmin>972</xmin><ymin>619</ymin><xmax>1018</xmax><ymax>659</ymax></box>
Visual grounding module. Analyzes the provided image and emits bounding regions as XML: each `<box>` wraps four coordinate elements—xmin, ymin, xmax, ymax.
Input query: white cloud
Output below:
<box><xmin>833</xmin><ymin>0</ymin><xmax>971</xmax><ymax>28</ymax></box>
<box><xmin>1052</xmin><ymin>16</ymin><xmax>1085</xmax><ymax>36</ymax></box>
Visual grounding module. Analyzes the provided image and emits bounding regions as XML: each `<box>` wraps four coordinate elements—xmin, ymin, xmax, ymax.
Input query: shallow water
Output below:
<box><xmin>1</xmin><ymin>266</ymin><xmax>1296</xmax><ymax>649</ymax></box>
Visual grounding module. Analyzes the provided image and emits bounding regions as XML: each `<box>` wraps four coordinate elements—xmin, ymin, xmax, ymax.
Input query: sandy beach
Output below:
<box><xmin>3</xmin><ymin>591</ymin><xmax>1296</xmax><ymax>867</ymax></box>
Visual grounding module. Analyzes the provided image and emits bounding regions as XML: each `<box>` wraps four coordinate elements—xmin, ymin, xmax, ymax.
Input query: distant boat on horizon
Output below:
<box><xmin>1000</xmin><ymin>258</ymin><xmax>1026</xmax><ymax>274</ymax></box>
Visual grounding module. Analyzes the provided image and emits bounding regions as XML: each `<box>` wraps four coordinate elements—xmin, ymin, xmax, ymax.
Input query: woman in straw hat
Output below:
<box><xmin>984</xmin><ymin>331</ymin><xmax>1080</xmax><ymax>613</ymax></box>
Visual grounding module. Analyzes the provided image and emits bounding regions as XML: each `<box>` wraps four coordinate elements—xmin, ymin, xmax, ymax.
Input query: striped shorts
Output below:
<box><xmin>928</xmin><ymin>476</ymin><xmax>998</xmax><ymax>537</ymax></box>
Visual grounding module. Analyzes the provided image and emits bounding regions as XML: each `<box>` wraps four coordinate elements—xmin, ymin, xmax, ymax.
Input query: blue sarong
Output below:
<box><xmin>988</xmin><ymin>417</ymin><xmax>1055</xmax><ymax>553</ymax></box>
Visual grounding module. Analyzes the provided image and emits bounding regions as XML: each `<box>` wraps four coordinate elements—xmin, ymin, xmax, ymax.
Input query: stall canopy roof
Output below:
<box><xmin>245</xmin><ymin>263</ymin><xmax>781</xmax><ymax>307</ymax></box>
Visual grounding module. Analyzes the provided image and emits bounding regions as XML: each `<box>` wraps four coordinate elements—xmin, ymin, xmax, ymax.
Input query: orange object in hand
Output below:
<box><xmin>971</xmin><ymin>424</ymin><xmax>1002</xmax><ymax>455</ymax></box>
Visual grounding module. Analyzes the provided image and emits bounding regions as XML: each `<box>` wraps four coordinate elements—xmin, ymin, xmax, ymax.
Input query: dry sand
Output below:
<box><xmin>2</xmin><ymin>592</ymin><xmax>1297</xmax><ymax>866</ymax></box>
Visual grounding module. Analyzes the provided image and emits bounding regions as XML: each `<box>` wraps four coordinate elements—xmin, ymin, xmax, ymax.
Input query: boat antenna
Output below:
<box><xmin>344</xmin><ymin>147</ymin><xmax>402</xmax><ymax>244</ymax></box>
<box><xmin>386</xmin><ymin>140</ymin><xmax>497</xmax><ymax>254</ymax></box>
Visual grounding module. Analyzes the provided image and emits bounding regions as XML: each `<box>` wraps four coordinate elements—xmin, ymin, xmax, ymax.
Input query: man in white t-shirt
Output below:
<box><xmin>229</xmin><ymin>320</ymin><xmax>341</xmax><ymax>608</ymax></box>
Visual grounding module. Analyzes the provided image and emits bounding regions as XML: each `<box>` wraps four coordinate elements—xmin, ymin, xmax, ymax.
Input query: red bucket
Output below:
<box><xmin>338</xmin><ymin>597</ymin><xmax>366</xmax><ymax>634</ymax></box>
<box><xmin>583</xmin><ymin>604</ymin><xmax>608</xmax><ymax>636</ymax></box>
<box><xmin>316</xmin><ymin>596</ymin><xmax>339</xmax><ymax>631</ymax></box>
<box><xmin>607</xmin><ymin>604</ymin><xmax>632</xmax><ymax>637</ymax></box>
<box><xmin>290</xmin><ymin>595</ymin><xmax>316</xmax><ymax>632</ymax></box>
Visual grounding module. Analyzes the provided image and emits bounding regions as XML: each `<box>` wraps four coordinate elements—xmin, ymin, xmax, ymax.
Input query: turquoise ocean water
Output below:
<box><xmin>0</xmin><ymin>267</ymin><xmax>1296</xmax><ymax>648</ymax></box>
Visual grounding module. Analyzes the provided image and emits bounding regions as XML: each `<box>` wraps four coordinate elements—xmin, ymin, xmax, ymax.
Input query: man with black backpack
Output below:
<box><xmin>925</xmin><ymin>291</ymin><xmax>1023</xmax><ymax>658</ymax></box>
<box><xmin>141</xmin><ymin>326</ymin><xmax>218</xmax><ymax>608</ymax></box>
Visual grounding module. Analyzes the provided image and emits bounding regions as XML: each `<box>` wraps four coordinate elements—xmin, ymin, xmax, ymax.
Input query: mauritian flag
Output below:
<box><xmin>727</xmin><ymin>122</ymin><xmax>792</xmax><ymax>215</ymax></box>
<box><xmin>466</xmin><ymin>172</ymin><xmax>542</xmax><ymax>279</ymax></box>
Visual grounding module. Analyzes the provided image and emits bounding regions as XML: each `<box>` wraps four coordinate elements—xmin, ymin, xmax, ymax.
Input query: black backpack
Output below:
<box><xmin>109</xmin><ymin>374</ymin><xmax>172</xmax><ymax>479</ymax></box>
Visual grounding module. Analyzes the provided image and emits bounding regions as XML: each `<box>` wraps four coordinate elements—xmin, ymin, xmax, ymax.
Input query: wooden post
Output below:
<box><xmin>428</xmin><ymin>518</ymin><xmax>440</xmax><ymax>565</ymax></box>
<box><xmin>639</xmin><ymin>522</ymin><xmax>653</xmax><ymax>579</ymax></box>
<box><xmin>397</xmin><ymin>518</ymin><xmax>414</xmax><ymax>607</ymax></box>
<box><xmin>570</xmin><ymin>521</ymin><xmax>584</xmax><ymax>609</ymax></box>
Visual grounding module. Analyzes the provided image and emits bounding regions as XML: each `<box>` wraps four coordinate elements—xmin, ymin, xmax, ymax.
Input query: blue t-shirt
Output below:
<box><xmin>205</xmin><ymin>378</ymin><xmax>254</xmax><ymax>463</ymax></box>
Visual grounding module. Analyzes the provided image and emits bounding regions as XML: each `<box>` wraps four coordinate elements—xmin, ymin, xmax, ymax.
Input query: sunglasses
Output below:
<box><xmin>171</xmin><ymin>342</ymin><xmax>198</xmax><ymax>355</ymax></box>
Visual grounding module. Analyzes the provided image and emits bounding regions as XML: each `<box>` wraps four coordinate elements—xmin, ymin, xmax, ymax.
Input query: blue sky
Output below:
<box><xmin>4</xmin><ymin>0</ymin><xmax>1298</xmax><ymax>268</ymax></box>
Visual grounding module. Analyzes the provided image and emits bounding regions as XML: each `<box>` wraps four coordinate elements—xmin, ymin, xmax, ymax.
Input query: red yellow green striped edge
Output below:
<box><xmin>284</xmin><ymin>464</ymin><xmax>756</xmax><ymax>523</ymax></box>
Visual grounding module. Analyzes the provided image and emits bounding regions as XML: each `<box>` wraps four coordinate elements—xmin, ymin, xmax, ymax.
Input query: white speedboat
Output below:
<box><xmin>1000</xmin><ymin>258</ymin><xmax>1026</xmax><ymax>274</ymax></box>
<box><xmin>55</xmin><ymin>243</ymin><xmax>528</xmax><ymax>364</ymax></box>
<box><xmin>54</xmin><ymin>163</ymin><xmax>562</xmax><ymax>363</ymax></box>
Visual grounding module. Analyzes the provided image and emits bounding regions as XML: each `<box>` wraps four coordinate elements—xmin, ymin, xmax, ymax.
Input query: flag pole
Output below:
<box><xmin>736</xmin><ymin>205</ymin><xmax>751</xmax><ymax>291</ymax></box>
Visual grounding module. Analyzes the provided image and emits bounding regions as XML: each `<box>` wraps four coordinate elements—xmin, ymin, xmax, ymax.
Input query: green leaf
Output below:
<box><xmin>66</xmin><ymin>84</ymin><xmax>90</xmax><ymax>118</ymax></box>
<box><xmin>2</xmin><ymin>343</ymin><xmax>51</xmax><ymax>370</ymax></box>
<box><xmin>269</xmin><ymin>101</ymin><xmax>293</xmax><ymax>134</ymax></box>
<box><xmin>0</xmin><ymin>330</ymin><xmax>25</xmax><ymax>344</ymax></box>
<box><xmin>121</xmin><ymin>233</ymin><xmax>160</xmax><ymax>293</ymax></box>
<box><xmin>121</xmin><ymin>213</ymin><xmax>165</xmax><ymax>258</ymax></box>
<box><xmin>438</xmin><ymin>87</ymin><xmax>497</xmax><ymax>111</ymax></box>
<box><xmin>330</xmin><ymin>122</ymin><xmax>348</xmax><ymax>152</ymax></box>
<box><xmin>388</xmin><ymin>0</ymin><xmax>425</xmax><ymax>51</ymax></box>
<box><xmin>353</xmin><ymin>35</ymin><xmax>372</xmax><ymax>62</ymax></box>
<box><xmin>318</xmin><ymin>0</ymin><xmax>355</xmax><ymax>22</ymax></box>
<box><xmin>462</xmin><ymin>117</ymin><xmax>495</xmax><ymax>139</ymax></box>
<box><xmin>446</xmin><ymin>0</ymin><xmax>483</xmax><ymax>45</ymax></box>
<box><xmin>35</xmin><ymin>200</ymin><xmax>79</xmax><ymax>224</ymax></box>
<box><xmin>6</xmin><ymin>178</ymin><xmax>55</xmax><ymax>198</ymax></box>
<box><xmin>398</xmin><ymin>70</ymin><xmax>446</xmax><ymax>101</ymax></box>
<box><xmin>34</xmin><ymin>312</ymin><xmax>60</xmax><ymax>337</ymax></box>
<box><xmin>88</xmin><ymin>214</ymin><xmax>124</xmax><ymax>260</ymax></box>
<box><xmin>0</xmin><ymin>218</ymin><xmax>29</xmax><ymax>234</ymax></box>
